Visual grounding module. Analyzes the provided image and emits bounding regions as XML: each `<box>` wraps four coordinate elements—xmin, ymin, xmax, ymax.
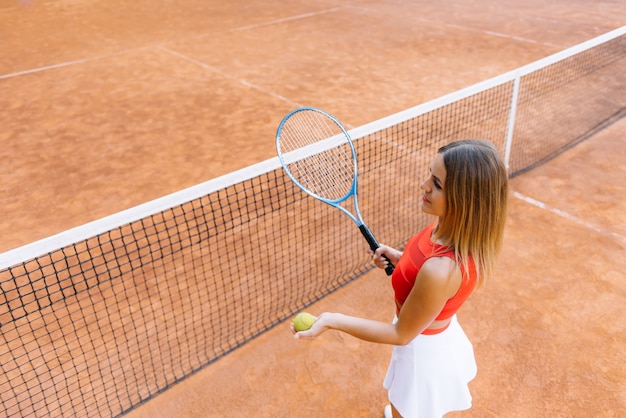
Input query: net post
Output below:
<box><xmin>504</xmin><ymin>72</ymin><xmax>521</xmax><ymax>171</ymax></box>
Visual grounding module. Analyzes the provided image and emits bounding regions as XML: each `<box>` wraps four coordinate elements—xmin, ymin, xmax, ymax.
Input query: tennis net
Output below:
<box><xmin>0</xmin><ymin>26</ymin><xmax>624</xmax><ymax>418</ymax></box>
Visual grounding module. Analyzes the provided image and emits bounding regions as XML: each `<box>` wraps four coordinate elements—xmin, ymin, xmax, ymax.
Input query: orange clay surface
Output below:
<box><xmin>1</xmin><ymin>0</ymin><xmax>625</xmax><ymax>417</ymax></box>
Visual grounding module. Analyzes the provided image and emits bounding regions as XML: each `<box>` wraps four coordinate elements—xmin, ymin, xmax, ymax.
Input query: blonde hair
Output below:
<box><xmin>433</xmin><ymin>140</ymin><xmax>508</xmax><ymax>286</ymax></box>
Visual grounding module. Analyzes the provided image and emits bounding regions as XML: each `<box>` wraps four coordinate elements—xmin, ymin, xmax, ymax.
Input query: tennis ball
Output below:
<box><xmin>293</xmin><ymin>312</ymin><xmax>315</xmax><ymax>332</ymax></box>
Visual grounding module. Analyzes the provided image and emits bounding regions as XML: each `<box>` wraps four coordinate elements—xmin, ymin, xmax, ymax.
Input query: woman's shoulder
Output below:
<box><xmin>420</xmin><ymin>256</ymin><xmax>457</xmax><ymax>277</ymax></box>
<box><xmin>418</xmin><ymin>256</ymin><xmax>463</xmax><ymax>296</ymax></box>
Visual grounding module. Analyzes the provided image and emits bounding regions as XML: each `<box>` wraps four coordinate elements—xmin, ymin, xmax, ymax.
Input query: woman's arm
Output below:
<box><xmin>293</xmin><ymin>257</ymin><xmax>461</xmax><ymax>345</ymax></box>
<box><xmin>294</xmin><ymin>312</ymin><xmax>400</xmax><ymax>344</ymax></box>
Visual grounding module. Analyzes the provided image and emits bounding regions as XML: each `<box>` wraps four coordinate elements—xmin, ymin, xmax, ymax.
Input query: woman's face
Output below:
<box><xmin>420</xmin><ymin>152</ymin><xmax>447</xmax><ymax>217</ymax></box>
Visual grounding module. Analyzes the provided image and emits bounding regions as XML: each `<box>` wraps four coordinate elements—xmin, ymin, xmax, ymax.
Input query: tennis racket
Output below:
<box><xmin>276</xmin><ymin>107</ymin><xmax>394</xmax><ymax>275</ymax></box>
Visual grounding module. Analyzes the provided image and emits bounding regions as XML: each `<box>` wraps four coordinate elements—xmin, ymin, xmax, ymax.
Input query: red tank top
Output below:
<box><xmin>391</xmin><ymin>222</ymin><xmax>477</xmax><ymax>334</ymax></box>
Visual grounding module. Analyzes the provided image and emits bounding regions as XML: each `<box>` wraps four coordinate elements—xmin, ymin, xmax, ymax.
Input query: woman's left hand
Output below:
<box><xmin>291</xmin><ymin>313</ymin><xmax>331</xmax><ymax>340</ymax></box>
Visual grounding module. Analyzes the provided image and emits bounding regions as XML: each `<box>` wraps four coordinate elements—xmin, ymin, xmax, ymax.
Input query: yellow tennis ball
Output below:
<box><xmin>293</xmin><ymin>312</ymin><xmax>315</xmax><ymax>332</ymax></box>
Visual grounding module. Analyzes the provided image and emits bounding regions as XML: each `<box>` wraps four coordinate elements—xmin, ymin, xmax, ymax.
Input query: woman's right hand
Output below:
<box><xmin>369</xmin><ymin>245</ymin><xmax>401</xmax><ymax>270</ymax></box>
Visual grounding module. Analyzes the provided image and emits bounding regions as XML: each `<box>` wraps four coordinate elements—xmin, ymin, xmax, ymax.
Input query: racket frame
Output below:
<box><xmin>276</xmin><ymin>107</ymin><xmax>394</xmax><ymax>275</ymax></box>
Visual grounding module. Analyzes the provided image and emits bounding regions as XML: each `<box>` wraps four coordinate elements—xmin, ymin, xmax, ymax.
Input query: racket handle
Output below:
<box><xmin>358</xmin><ymin>225</ymin><xmax>395</xmax><ymax>276</ymax></box>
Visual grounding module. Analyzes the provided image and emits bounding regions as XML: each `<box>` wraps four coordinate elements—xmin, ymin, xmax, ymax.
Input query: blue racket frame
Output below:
<box><xmin>276</xmin><ymin>107</ymin><xmax>394</xmax><ymax>275</ymax></box>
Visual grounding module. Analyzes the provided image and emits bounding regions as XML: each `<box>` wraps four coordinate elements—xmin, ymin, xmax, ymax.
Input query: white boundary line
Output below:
<box><xmin>0</xmin><ymin>58</ymin><xmax>95</xmax><ymax>79</ymax></box>
<box><xmin>0</xmin><ymin>48</ymin><xmax>154</xmax><ymax>80</ymax></box>
<box><xmin>229</xmin><ymin>7</ymin><xmax>344</xmax><ymax>32</ymax></box>
<box><xmin>434</xmin><ymin>21</ymin><xmax>560</xmax><ymax>48</ymax></box>
<box><xmin>157</xmin><ymin>46</ymin><xmax>303</xmax><ymax>108</ymax></box>
<box><xmin>513</xmin><ymin>192</ymin><xmax>626</xmax><ymax>245</ymax></box>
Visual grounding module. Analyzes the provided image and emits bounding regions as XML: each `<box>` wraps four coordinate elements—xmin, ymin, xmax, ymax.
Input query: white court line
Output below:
<box><xmin>157</xmin><ymin>45</ymin><xmax>302</xmax><ymax>108</ymax></box>
<box><xmin>413</xmin><ymin>18</ymin><xmax>560</xmax><ymax>48</ymax></box>
<box><xmin>0</xmin><ymin>48</ymin><xmax>153</xmax><ymax>80</ymax></box>
<box><xmin>513</xmin><ymin>191</ymin><xmax>626</xmax><ymax>244</ymax></box>
<box><xmin>229</xmin><ymin>7</ymin><xmax>345</xmax><ymax>32</ymax></box>
<box><xmin>446</xmin><ymin>23</ymin><xmax>561</xmax><ymax>47</ymax></box>
<box><xmin>0</xmin><ymin>43</ymin><xmax>301</xmax><ymax>108</ymax></box>
<box><xmin>0</xmin><ymin>57</ymin><xmax>98</xmax><ymax>79</ymax></box>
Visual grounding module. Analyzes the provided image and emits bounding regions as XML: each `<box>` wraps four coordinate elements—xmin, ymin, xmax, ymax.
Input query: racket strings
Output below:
<box><xmin>279</xmin><ymin>110</ymin><xmax>356</xmax><ymax>201</ymax></box>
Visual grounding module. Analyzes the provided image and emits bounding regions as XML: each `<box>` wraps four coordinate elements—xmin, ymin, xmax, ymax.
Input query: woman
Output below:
<box><xmin>292</xmin><ymin>139</ymin><xmax>508</xmax><ymax>418</ymax></box>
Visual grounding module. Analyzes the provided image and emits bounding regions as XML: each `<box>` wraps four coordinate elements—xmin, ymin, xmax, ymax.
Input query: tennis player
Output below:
<box><xmin>292</xmin><ymin>140</ymin><xmax>508</xmax><ymax>418</ymax></box>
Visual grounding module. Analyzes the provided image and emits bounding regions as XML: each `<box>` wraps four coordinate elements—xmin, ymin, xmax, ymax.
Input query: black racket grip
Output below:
<box><xmin>359</xmin><ymin>224</ymin><xmax>395</xmax><ymax>276</ymax></box>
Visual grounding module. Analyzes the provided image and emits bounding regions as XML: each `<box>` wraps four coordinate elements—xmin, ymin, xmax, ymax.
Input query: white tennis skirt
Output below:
<box><xmin>383</xmin><ymin>315</ymin><xmax>477</xmax><ymax>418</ymax></box>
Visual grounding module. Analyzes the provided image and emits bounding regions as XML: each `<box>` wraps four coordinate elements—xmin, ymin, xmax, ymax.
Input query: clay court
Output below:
<box><xmin>1</xmin><ymin>0</ymin><xmax>625</xmax><ymax>417</ymax></box>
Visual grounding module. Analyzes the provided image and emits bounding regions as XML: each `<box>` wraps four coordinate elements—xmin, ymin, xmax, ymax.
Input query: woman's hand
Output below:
<box><xmin>290</xmin><ymin>312</ymin><xmax>332</xmax><ymax>340</ymax></box>
<box><xmin>369</xmin><ymin>245</ymin><xmax>402</xmax><ymax>270</ymax></box>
